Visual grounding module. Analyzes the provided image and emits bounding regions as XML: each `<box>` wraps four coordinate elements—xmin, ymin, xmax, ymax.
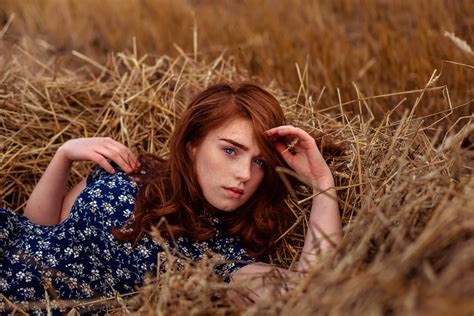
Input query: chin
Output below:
<box><xmin>215</xmin><ymin>205</ymin><xmax>238</xmax><ymax>212</ymax></box>
<box><xmin>211</xmin><ymin>201</ymin><xmax>240</xmax><ymax>212</ymax></box>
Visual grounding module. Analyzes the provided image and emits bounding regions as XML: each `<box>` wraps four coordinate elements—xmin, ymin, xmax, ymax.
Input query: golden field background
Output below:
<box><xmin>1</xmin><ymin>0</ymin><xmax>473</xmax><ymax>122</ymax></box>
<box><xmin>0</xmin><ymin>0</ymin><xmax>473</xmax><ymax>314</ymax></box>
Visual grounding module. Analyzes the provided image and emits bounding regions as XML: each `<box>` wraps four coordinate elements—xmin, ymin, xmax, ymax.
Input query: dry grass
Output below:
<box><xmin>1</xmin><ymin>41</ymin><xmax>473</xmax><ymax>314</ymax></box>
<box><xmin>0</xmin><ymin>0</ymin><xmax>473</xmax><ymax>122</ymax></box>
<box><xmin>0</xmin><ymin>1</ymin><xmax>473</xmax><ymax>315</ymax></box>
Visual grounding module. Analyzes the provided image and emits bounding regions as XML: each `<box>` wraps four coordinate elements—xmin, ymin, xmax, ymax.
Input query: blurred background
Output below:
<box><xmin>0</xmin><ymin>0</ymin><xmax>473</xmax><ymax>123</ymax></box>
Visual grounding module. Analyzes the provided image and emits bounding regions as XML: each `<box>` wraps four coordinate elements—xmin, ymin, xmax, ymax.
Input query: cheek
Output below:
<box><xmin>250</xmin><ymin>170</ymin><xmax>265</xmax><ymax>190</ymax></box>
<box><xmin>195</xmin><ymin>150</ymin><xmax>222</xmax><ymax>186</ymax></box>
<box><xmin>196</xmin><ymin>162</ymin><xmax>211</xmax><ymax>189</ymax></box>
<box><xmin>199</xmin><ymin>152</ymin><xmax>222</xmax><ymax>177</ymax></box>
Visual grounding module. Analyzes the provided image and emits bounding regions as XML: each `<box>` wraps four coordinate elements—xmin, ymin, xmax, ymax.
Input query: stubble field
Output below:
<box><xmin>0</xmin><ymin>0</ymin><xmax>473</xmax><ymax>314</ymax></box>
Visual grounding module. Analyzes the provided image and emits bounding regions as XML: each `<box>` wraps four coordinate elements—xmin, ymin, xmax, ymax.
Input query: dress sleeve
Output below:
<box><xmin>0</xmin><ymin>208</ymin><xmax>22</xmax><ymax>257</ymax></box>
<box><xmin>211</xmin><ymin>236</ymin><xmax>257</xmax><ymax>283</ymax></box>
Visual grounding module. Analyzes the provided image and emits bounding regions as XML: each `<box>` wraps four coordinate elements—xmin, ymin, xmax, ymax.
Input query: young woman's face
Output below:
<box><xmin>191</xmin><ymin>117</ymin><xmax>266</xmax><ymax>212</ymax></box>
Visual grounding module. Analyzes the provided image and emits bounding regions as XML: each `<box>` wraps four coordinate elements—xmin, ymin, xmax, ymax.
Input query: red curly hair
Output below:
<box><xmin>112</xmin><ymin>82</ymin><xmax>294</xmax><ymax>259</ymax></box>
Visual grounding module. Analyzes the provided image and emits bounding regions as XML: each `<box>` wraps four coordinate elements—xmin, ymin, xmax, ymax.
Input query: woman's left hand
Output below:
<box><xmin>265</xmin><ymin>125</ymin><xmax>333</xmax><ymax>186</ymax></box>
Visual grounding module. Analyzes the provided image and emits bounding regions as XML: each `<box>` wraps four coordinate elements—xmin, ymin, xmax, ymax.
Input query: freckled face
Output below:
<box><xmin>191</xmin><ymin>117</ymin><xmax>266</xmax><ymax>212</ymax></box>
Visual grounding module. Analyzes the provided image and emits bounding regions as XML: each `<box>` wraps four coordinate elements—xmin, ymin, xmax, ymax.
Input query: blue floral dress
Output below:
<box><xmin>0</xmin><ymin>166</ymin><xmax>256</xmax><ymax>311</ymax></box>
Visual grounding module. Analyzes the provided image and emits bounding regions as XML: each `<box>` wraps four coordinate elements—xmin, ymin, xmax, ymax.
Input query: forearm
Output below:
<box><xmin>23</xmin><ymin>147</ymin><xmax>72</xmax><ymax>225</ymax></box>
<box><xmin>230</xmin><ymin>197</ymin><xmax>342</xmax><ymax>307</ymax></box>
<box><xmin>297</xmin><ymin>176</ymin><xmax>342</xmax><ymax>271</ymax></box>
<box><xmin>230</xmin><ymin>263</ymin><xmax>303</xmax><ymax>307</ymax></box>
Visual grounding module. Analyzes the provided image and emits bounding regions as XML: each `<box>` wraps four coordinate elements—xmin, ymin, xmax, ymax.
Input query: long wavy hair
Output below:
<box><xmin>112</xmin><ymin>82</ymin><xmax>294</xmax><ymax>259</ymax></box>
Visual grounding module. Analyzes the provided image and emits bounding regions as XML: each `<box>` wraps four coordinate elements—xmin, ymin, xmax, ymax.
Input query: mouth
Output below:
<box><xmin>224</xmin><ymin>187</ymin><xmax>244</xmax><ymax>199</ymax></box>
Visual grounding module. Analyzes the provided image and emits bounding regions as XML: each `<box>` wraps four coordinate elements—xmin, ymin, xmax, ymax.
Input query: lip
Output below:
<box><xmin>224</xmin><ymin>187</ymin><xmax>244</xmax><ymax>199</ymax></box>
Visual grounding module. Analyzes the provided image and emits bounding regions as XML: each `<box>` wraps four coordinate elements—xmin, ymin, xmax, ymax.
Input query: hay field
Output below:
<box><xmin>0</xmin><ymin>0</ymin><xmax>473</xmax><ymax>315</ymax></box>
<box><xmin>1</xmin><ymin>0</ymin><xmax>474</xmax><ymax>121</ymax></box>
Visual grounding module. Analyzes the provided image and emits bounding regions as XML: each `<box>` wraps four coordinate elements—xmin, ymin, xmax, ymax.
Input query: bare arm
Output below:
<box><xmin>297</xmin><ymin>176</ymin><xmax>341</xmax><ymax>271</ymax></box>
<box><xmin>23</xmin><ymin>138</ymin><xmax>139</xmax><ymax>226</ymax></box>
<box><xmin>229</xmin><ymin>262</ymin><xmax>301</xmax><ymax>306</ymax></box>
<box><xmin>23</xmin><ymin>147</ymin><xmax>73</xmax><ymax>225</ymax></box>
<box><xmin>59</xmin><ymin>178</ymin><xmax>87</xmax><ymax>223</ymax></box>
<box><xmin>230</xmin><ymin>125</ymin><xmax>342</xmax><ymax>305</ymax></box>
<box><xmin>230</xmin><ymin>182</ymin><xmax>341</xmax><ymax>305</ymax></box>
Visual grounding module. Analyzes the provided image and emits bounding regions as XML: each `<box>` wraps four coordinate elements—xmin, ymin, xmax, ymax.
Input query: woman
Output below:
<box><xmin>0</xmin><ymin>82</ymin><xmax>342</xmax><ymax>311</ymax></box>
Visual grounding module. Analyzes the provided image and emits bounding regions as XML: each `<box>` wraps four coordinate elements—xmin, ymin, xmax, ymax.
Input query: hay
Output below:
<box><xmin>0</xmin><ymin>40</ymin><xmax>473</xmax><ymax>315</ymax></box>
<box><xmin>1</xmin><ymin>0</ymin><xmax>473</xmax><ymax>120</ymax></box>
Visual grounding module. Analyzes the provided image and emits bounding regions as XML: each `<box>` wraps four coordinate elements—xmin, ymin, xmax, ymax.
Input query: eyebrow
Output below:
<box><xmin>219</xmin><ymin>138</ymin><xmax>262</xmax><ymax>156</ymax></box>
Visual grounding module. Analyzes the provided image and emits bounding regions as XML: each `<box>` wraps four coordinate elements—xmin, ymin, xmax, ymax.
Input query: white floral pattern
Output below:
<box><xmin>0</xmin><ymin>166</ymin><xmax>256</xmax><ymax>313</ymax></box>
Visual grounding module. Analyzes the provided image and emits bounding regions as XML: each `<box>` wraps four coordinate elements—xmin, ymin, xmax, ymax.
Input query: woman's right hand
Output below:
<box><xmin>57</xmin><ymin>137</ymin><xmax>140</xmax><ymax>174</ymax></box>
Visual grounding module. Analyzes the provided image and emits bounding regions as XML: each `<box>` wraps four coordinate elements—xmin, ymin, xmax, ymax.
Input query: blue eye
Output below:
<box><xmin>254</xmin><ymin>159</ymin><xmax>266</xmax><ymax>167</ymax></box>
<box><xmin>223</xmin><ymin>147</ymin><xmax>236</xmax><ymax>155</ymax></box>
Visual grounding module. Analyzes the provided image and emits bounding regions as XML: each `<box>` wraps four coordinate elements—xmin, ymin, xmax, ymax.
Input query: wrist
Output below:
<box><xmin>55</xmin><ymin>145</ymin><xmax>73</xmax><ymax>166</ymax></box>
<box><xmin>310</xmin><ymin>174</ymin><xmax>335</xmax><ymax>190</ymax></box>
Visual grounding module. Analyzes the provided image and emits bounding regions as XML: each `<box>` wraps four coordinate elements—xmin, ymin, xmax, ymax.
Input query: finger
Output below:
<box><xmin>120</xmin><ymin>152</ymin><xmax>141</xmax><ymax>172</ymax></box>
<box><xmin>266</xmin><ymin>126</ymin><xmax>315</xmax><ymax>149</ymax></box>
<box><xmin>117</xmin><ymin>148</ymin><xmax>140</xmax><ymax>171</ymax></box>
<box><xmin>101</xmin><ymin>145</ymin><xmax>136</xmax><ymax>173</ymax></box>
<box><xmin>107</xmin><ymin>139</ymin><xmax>138</xmax><ymax>162</ymax></box>
<box><xmin>264</xmin><ymin>125</ymin><xmax>293</xmax><ymax>136</ymax></box>
<box><xmin>102</xmin><ymin>139</ymin><xmax>139</xmax><ymax>172</ymax></box>
<box><xmin>92</xmin><ymin>153</ymin><xmax>116</xmax><ymax>173</ymax></box>
<box><xmin>120</xmin><ymin>149</ymin><xmax>140</xmax><ymax>172</ymax></box>
<box><xmin>274</xmin><ymin>141</ymin><xmax>296</xmax><ymax>162</ymax></box>
<box><xmin>266</xmin><ymin>129</ymin><xmax>295</xmax><ymax>144</ymax></box>
<box><xmin>266</xmin><ymin>125</ymin><xmax>308</xmax><ymax>139</ymax></box>
<box><xmin>125</xmin><ymin>153</ymin><xmax>140</xmax><ymax>171</ymax></box>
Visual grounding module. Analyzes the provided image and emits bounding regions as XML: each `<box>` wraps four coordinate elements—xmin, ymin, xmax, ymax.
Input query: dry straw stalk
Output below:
<box><xmin>0</xmin><ymin>41</ymin><xmax>473</xmax><ymax>315</ymax></box>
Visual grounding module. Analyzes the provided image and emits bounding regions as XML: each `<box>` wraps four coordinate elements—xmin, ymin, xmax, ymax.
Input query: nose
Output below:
<box><xmin>234</xmin><ymin>159</ymin><xmax>252</xmax><ymax>182</ymax></box>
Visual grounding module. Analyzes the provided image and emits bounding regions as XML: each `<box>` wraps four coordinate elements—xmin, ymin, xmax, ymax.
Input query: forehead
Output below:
<box><xmin>206</xmin><ymin>118</ymin><xmax>260</xmax><ymax>152</ymax></box>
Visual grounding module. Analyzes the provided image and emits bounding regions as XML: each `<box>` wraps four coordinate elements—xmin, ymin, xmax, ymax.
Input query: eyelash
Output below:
<box><xmin>223</xmin><ymin>147</ymin><xmax>265</xmax><ymax>168</ymax></box>
<box><xmin>254</xmin><ymin>159</ymin><xmax>266</xmax><ymax>168</ymax></box>
<box><xmin>223</xmin><ymin>147</ymin><xmax>236</xmax><ymax>155</ymax></box>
